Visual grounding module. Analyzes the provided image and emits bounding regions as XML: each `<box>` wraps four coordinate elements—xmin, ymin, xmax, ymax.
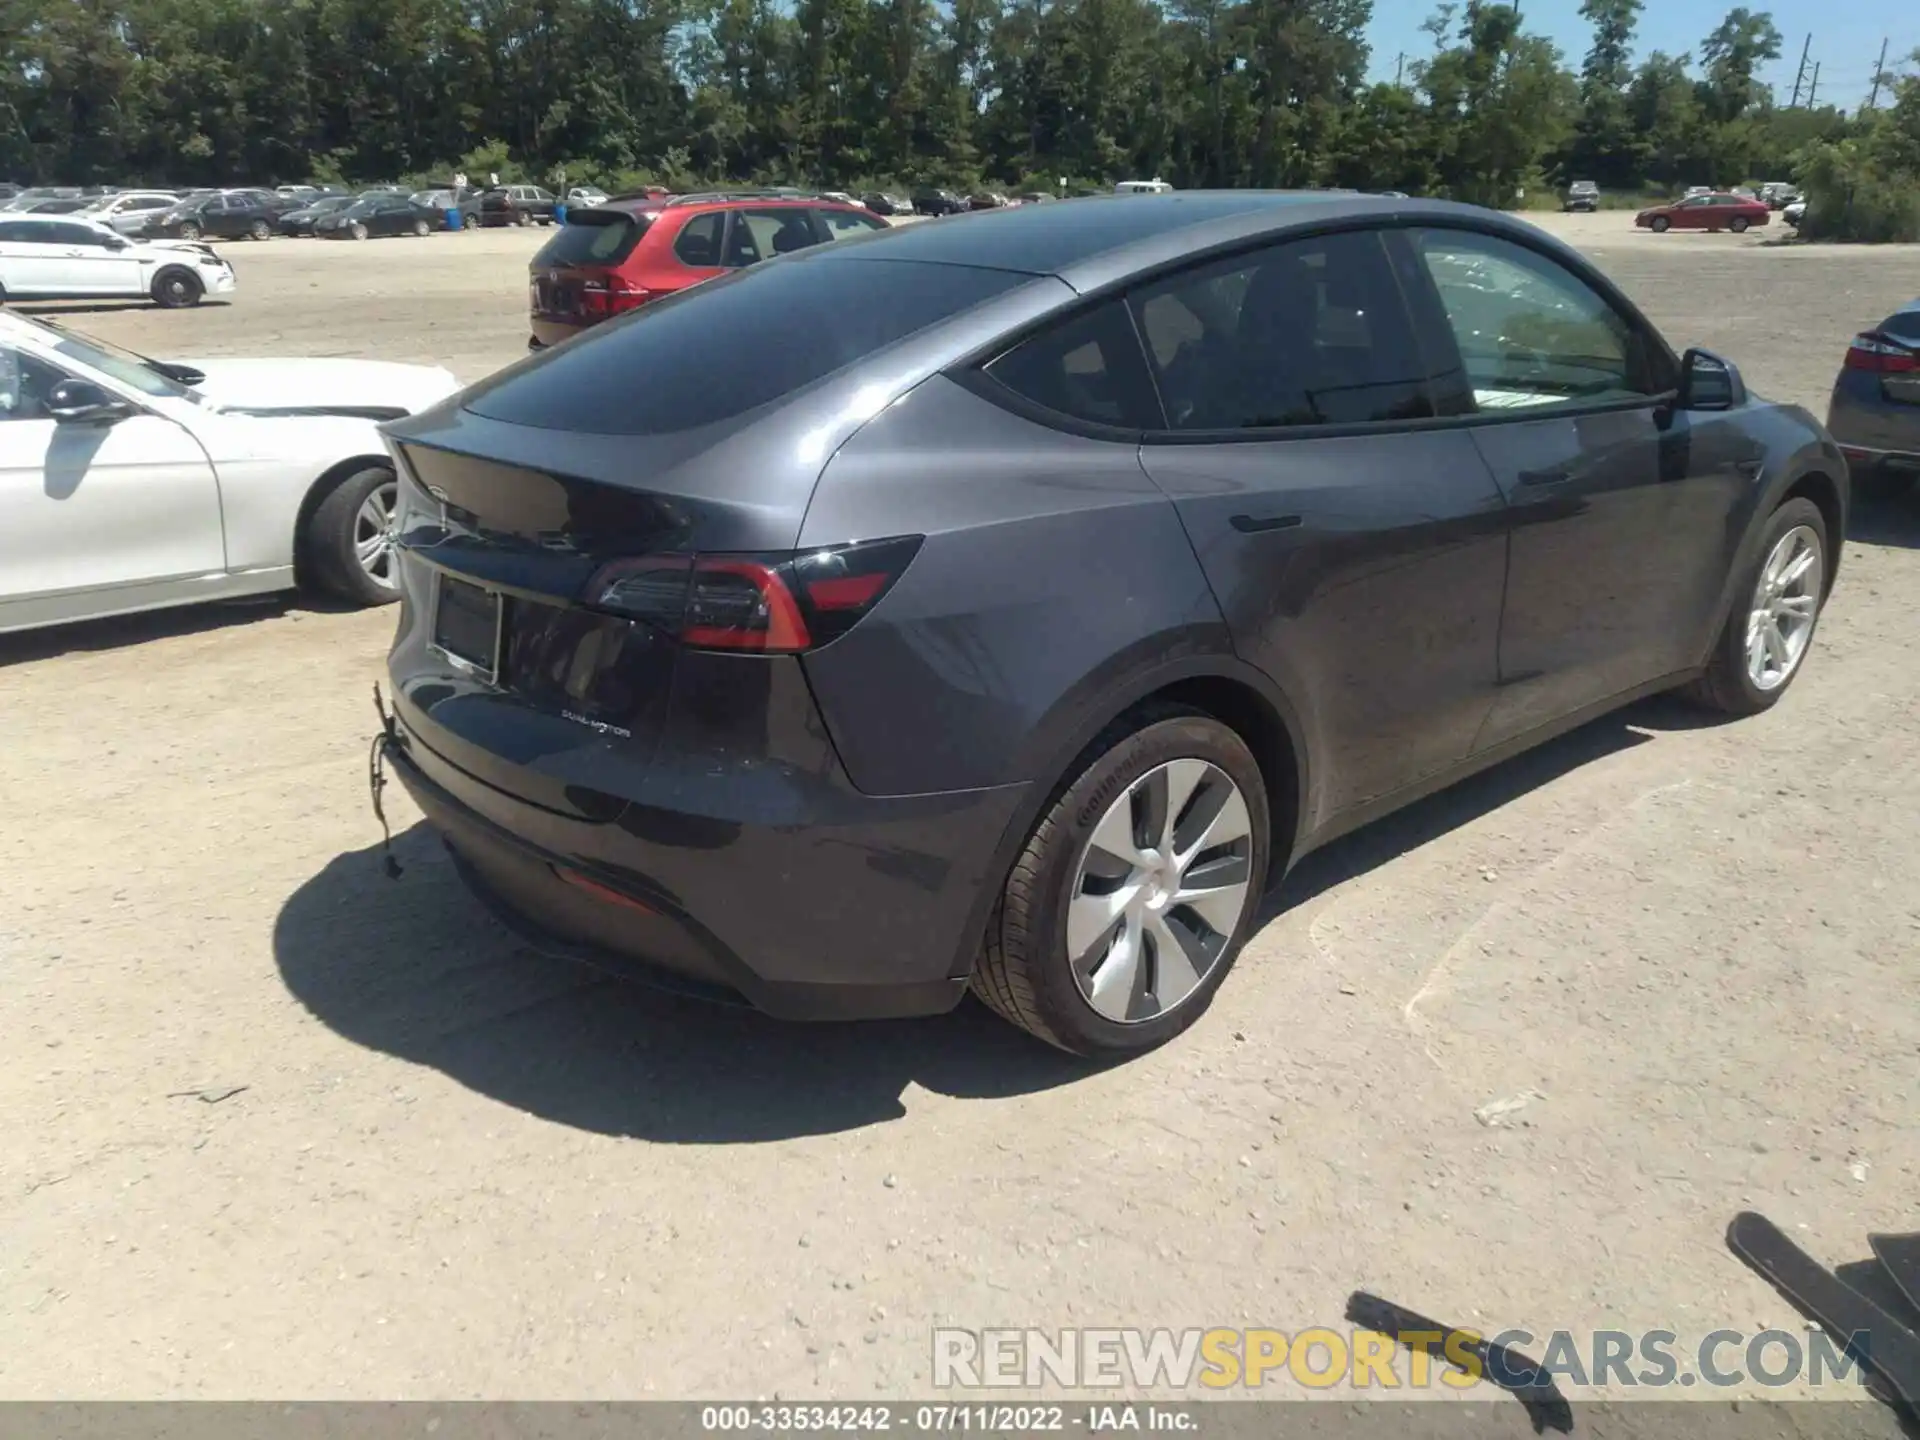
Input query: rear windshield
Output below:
<box><xmin>532</xmin><ymin>211</ymin><xmax>652</xmax><ymax>268</ymax></box>
<box><xmin>1882</xmin><ymin>304</ymin><xmax>1920</xmax><ymax>343</ymax></box>
<box><xmin>466</xmin><ymin>257</ymin><xmax>1025</xmax><ymax>435</ymax></box>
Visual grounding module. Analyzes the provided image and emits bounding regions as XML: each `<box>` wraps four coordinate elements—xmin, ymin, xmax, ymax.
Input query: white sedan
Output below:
<box><xmin>0</xmin><ymin>310</ymin><xmax>461</xmax><ymax>635</ymax></box>
<box><xmin>0</xmin><ymin>212</ymin><xmax>235</xmax><ymax>307</ymax></box>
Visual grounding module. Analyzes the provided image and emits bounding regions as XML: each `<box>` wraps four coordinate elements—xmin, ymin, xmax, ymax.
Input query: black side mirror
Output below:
<box><xmin>1680</xmin><ymin>347</ymin><xmax>1747</xmax><ymax>412</ymax></box>
<box><xmin>46</xmin><ymin>378</ymin><xmax>134</xmax><ymax>424</ymax></box>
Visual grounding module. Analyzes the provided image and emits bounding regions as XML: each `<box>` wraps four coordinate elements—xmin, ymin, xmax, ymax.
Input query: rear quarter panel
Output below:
<box><xmin>798</xmin><ymin>374</ymin><xmax>1231</xmax><ymax>798</ymax></box>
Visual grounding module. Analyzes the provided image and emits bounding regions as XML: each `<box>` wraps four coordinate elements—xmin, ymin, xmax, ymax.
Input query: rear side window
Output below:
<box><xmin>724</xmin><ymin>207</ymin><xmax>819</xmax><ymax>266</ymax></box>
<box><xmin>1128</xmin><ymin>228</ymin><xmax>1434</xmax><ymax>430</ymax></box>
<box><xmin>674</xmin><ymin>211</ymin><xmax>723</xmax><ymax>266</ymax></box>
<box><xmin>982</xmin><ymin>301</ymin><xmax>1162</xmax><ymax>430</ymax></box>
<box><xmin>464</xmin><ymin>258</ymin><xmax>1026</xmax><ymax>435</ymax></box>
<box><xmin>534</xmin><ymin>212</ymin><xmax>651</xmax><ymax>267</ymax></box>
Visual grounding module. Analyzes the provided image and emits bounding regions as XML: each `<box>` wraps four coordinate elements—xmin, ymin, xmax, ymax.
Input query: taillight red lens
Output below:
<box><xmin>1845</xmin><ymin>333</ymin><xmax>1919</xmax><ymax>373</ymax></box>
<box><xmin>584</xmin><ymin>536</ymin><xmax>922</xmax><ymax>653</ymax></box>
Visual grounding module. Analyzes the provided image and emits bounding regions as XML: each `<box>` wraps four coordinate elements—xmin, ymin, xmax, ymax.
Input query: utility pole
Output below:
<box><xmin>1865</xmin><ymin>37</ymin><xmax>1890</xmax><ymax>110</ymax></box>
<box><xmin>1788</xmin><ymin>33</ymin><xmax>1811</xmax><ymax>107</ymax></box>
<box><xmin>1807</xmin><ymin>61</ymin><xmax>1820</xmax><ymax>109</ymax></box>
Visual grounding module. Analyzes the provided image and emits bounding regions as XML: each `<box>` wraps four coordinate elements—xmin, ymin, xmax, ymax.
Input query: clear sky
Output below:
<box><xmin>1363</xmin><ymin>0</ymin><xmax>1916</xmax><ymax>111</ymax></box>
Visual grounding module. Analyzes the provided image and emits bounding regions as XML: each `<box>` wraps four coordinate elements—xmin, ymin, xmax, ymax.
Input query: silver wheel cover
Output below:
<box><xmin>1067</xmin><ymin>758</ymin><xmax>1255</xmax><ymax>1024</ymax></box>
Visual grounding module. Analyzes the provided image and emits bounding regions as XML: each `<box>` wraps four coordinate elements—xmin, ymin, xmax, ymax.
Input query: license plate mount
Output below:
<box><xmin>432</xmin><ymin>575</ymin><xmax>503</xmax><ymax>683</ymax></box>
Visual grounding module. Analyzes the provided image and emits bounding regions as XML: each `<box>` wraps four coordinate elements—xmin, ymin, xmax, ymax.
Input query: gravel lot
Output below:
<box><xmin>2</xmin><ymin>212</ymin><xmax>1917</xmax><ymax>1405</ymax></box>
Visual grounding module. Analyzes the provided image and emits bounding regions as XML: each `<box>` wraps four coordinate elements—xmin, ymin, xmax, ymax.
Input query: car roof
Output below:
<box><xmin>800</xmin><ymin>190</ymin><xmax>1499</xmax><ymax>291</ymax></box>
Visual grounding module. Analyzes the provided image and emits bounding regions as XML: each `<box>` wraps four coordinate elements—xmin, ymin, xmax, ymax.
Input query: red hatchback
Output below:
<box><xmin>527</xmin><ymin>192</ymin><xmax>891</xmax><ymax>349</ymax></box>
<box><xmin>1634</xmin><ymin>192</ymin><xmax>1772</xmax><ymax>234</ymax></box>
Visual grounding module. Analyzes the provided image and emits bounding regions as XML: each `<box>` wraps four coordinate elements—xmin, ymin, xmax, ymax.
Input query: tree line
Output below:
<box><xmin>4</xmin><ymin>0</ymin><xmax>1917</xmax><ymax>235</ymax></box>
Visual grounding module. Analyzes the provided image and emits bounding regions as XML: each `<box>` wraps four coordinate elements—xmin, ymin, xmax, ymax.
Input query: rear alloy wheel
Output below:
<box><xmin>516</xmin><ymin>210</ymin><xmax>532</xmax><ymax>227</ymax></box>
<box><xmin>1682</xmin><ymin>496</ymin><xmax>1828</xmax><ymax>716</ymax></box>
<box><xmin>412</xmin><ymin>217</ymin><xmax>430</xmax><ymax>237</ymax></box>
<box><xmin>1729</xmin><ymin>216</ymin><xmax>1750</xmax><ymax>233</ymax></box>
<box><xmin>350</xmin><ymin>222</ymin><xmax>369</xmax><ymax>241</ymax></box>
<box><xmin>178</xmin><ymin>221</ymin><xmax>202</xmax><ymax>241</ymax></box>
<box><xmin>306</xmin><ymin>465</ymin><xmax>403</xmax><ymax>607</ymax></box>
<box><xmin>973</xmin><ymin>707</ymin><xmax>1270</xmax><ymax>1056</ymax></box>
<box><xmin>150</xmin><ymin>267</ymin><xmax>203</xmax><ymax>309</ymax></box>
<box><xmin>248</xmin><ymin>218</ymin><xmax>270</xmax><ymax>241</ymax></box>
<box><xmin>1650</xmin><ymin>216</ymin><xmax>1670</xmax><ymax>233</ymax></box>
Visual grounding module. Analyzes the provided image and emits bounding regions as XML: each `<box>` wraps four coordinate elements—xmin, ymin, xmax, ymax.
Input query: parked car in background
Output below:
<box><xmin>0</xmin><ymin>214</ymin><xmax>234</xmax><ymax>307</ymax></box>
<box><xmin>79</xmin><ymin>190</ymin><xmax>181</xmax><ymax>235</ymax></box>
<box><xmin>1784</xmin><ymin>198</ymin><xmax>1807</xmax><ymax>228</ymax></box>
<box><xmin>2</xmin><ymin>187</ymin><xmax>85</xmax><ymax>212</ymax></box>
<box><xmin>314</xmin><ymin>193</ymin><xmax>441</xmax><ymax>240</ymax></box>
<box><xmin>1759</xmin><ymin>182</ymin><xmax>1798</xmax><ymax>210</ymax></box>
<box><xmin>409</xmin><ymin>188</ymin><xmax>483</xmax><ymax>225</ymax></box>
<box><xmin>1683</xmin><ymin>184</ymin><xmax>1713</xmax><ymax>197</ymax></box>
<box><xmin>0</xmin><ymin>309</ymin><xmax>461</xmax><ymax>634</ymax></box>
<box><xmin>861</xmin><ymin>191</ymin><xmax>915</xmax><ymax>215</ymax></box>
<box><xmin>912</xmin><ymin>188</ymin><xmax>967</xmax><ymax>216</ymax></box>
<box><xmin>1015</xmin><ymin>191</ymin><xmax>1057</xmax><ymax>205</ymax></box>
<box><xmin>1827</xmin><ymin>300</ymin><xmax>1920</xmax><ymax>500</ymax></box>
<box><xmin>564</xmin><ymin>186</ymin><xmax>610</xmax><ymax>210</ymax></box>
<box><xmin>144</xmin><ymin>189</ymin><xmax>296</xmax><ymax>241</ymax></box>
<box><xmin>967</xmin><ymin>191</ymin><xmax>1009</xmax><ymax>211</ymax></box>
<box><xmin>1635</xmin><ymin>192</ymin><xmax>1771</xmax><ymax>233</ymax></box>
<box><xmin>818</xmin><ymin>190</ymin><xmax>863</xmax><ymax>209</ymax></box>
<box><xmin>480</xmin><ymin>185</ymin><xmax>559</xmax><ymax>227</ymax></box>
<box><xmin>1114</xmin><ymin>178</ymin><xmax>1175</xmax><ymax>194</ymax></box>
<box><xmin>1563</xmin><ymin>179</ymin><xmax>1600</xmax><ymax>212</ymax></box>
<box><xmin>278</xmin><ymin>194</ymin><xmax>358</xmax><ymax>236</ymax></box>
<box><xmin>526</xmin><ymin>191</ymin><xmax>890</xmax><ymax>349</ymax></box>
<box><xmin>382</xmin><ymin>192</ymin><xmax>1847</xmax><ymax>1056</ymax></box>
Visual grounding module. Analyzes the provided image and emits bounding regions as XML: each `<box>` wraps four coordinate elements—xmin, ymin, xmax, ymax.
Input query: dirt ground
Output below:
<box><xmin>2</xmin><ymin>210</ymin><xmax>1917</xmax><ymax>1405</ymax></box>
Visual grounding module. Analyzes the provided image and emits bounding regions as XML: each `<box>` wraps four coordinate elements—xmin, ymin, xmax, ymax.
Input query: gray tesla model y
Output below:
<box><xmin>375</xmin><ymin>192</ymin><xmax>1847</xmax><ymax>1056</ymax></box>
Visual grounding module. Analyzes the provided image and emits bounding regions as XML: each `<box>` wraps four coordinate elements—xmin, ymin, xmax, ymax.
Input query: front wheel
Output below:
<box><xmin>1650</xmin><ymin>216</ymin><xmax>1670</xmax><ymax>233</ymax></box>
<box><xmin>515</xmin><ymin>210</ymin><xmax>532</xmax><ymax>227</ymax></box>
<box><xmin>971</xmin><ymin>707</ymin><xmax>1271</xmax><ymax>1056</ymax></box>
<box><xmin>150</xmin><ymin>267</ymin><xmax>203</xmax><ymax>309</ymax></box>
<box><xmin>350</xmin><ymin>222</ymin><xmax>368</xmax><ymax>241</ymax></box>
<box><xmin>305</xmin><ymin>465</ymin><xmax>403</xmax><ymax>607</ymax></box>
<box><xmin>1681</xmin><ymin>497</ymin><xmax>1829</xmax><ymax>716</ymax></box>
<box><xmin>178</xmin><ymin>221</ymin><xmax>202</xmax><ymax>241</ymax></box>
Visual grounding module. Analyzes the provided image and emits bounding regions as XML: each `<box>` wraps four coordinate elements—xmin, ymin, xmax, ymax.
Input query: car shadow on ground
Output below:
<box><xmin>0</xmin><ymin>593</ymin><xmax>357</xmax><ymax>666</ymax></box>
<box><xmin>274</xmin><ymin>697</ymin><xmax>1707</xmax><ymax>1144</ymax></box>
<box><xmin>13</xmin><ymin>299</ymin><xmax>236</xmax><ymax>316</ymax></box>
<box><xmin>1850</xmin><ymin>493</ymin><xmax>1920</xmax><ymax>550</ymax></box>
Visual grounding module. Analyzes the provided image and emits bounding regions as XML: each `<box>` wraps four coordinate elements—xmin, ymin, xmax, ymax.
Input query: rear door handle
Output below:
<box><xmin>1518</xmin><ymin>468</ymin><xmax>1570</xmax><ymax>488</ymax></box>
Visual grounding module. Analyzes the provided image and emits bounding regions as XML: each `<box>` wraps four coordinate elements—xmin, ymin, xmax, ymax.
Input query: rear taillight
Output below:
<box><xmin>585</xmin><ymin>536</ymin><xmax>923</xmax><ymax>653</ymax></box>
<box><xmin>1844</xmin><ymin>333</ymin><xmax>1919</xmax><ymax>373</ymax></box>
<box><xmin>580</xmin><ymin>273</ymin><xmax>655</xmax><ymax>317</ymax></box>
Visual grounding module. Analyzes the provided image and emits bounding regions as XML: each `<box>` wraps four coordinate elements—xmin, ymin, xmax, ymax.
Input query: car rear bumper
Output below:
<box><xmin>379</xmin><ymin>683</ymin><xmax>1026</xmax><ymax>1023</ymax></box>
<box><xmin>529</xmin><ymin>314</ymin><xmax>594</xmax><ymax>348</ymax></box>
<box><xmin>1828</xmin><ymin>374</ymin><xmax>1920</xmax><ymax>465</ymax></box>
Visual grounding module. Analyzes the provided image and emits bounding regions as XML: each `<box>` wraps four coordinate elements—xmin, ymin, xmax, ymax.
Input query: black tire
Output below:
<box><xmin>248</xmin><ymin>218</ymin><xmax>270</xmax><ymax>241</ymax></box>
<box><xmin>1729</xmin><ymin>216</ymin><xmax>1749</xmax><ymax>234</ymax></box>
<box><xmin>412</xmin><ymin>217</ymin><xmax>430</xmax><ymax>237</ymax></box>
<box><xmin>516</xmin><ymin>210</ymin><xmax>532</xmax><ymax>227</ymax></box>
<box><xmin>1681</xmin><ymin>496</ymin><xmax>1829</xmax><ymax>716</ymax></box>
<box><xmin>971</xmin><ymin>706</ymin><xmax>1272</xmax><ymax>1057</ymax></box>
<box><xmin>150</xmin><ymin>267</ymin><xmax>203</xmax><ymax>309</ymax></box>
<box><xmin>1650</xmin><ymin>216</ymin><xmax>1670</xmax><ymax>233</ymax></box>
<box><xmin>304</xmin><ymin>465</ymin><xmax>403</xmax><ymax>608</ymax></box>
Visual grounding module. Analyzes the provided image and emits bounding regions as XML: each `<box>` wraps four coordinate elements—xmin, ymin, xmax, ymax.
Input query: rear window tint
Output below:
<box><xmin>533</xmin><ymin>212</ymin><xmax>651</xmax><ymax>266</ymax></box>
<box><xmin>1882</xmin><ymin>306</ymin><xmax>1920</xmax><ymax>343</ymax></box>
<box><xmin>465</xmin><ymin>258</ymin><xmax>1025</xmax><ymax>435</ymax></box>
